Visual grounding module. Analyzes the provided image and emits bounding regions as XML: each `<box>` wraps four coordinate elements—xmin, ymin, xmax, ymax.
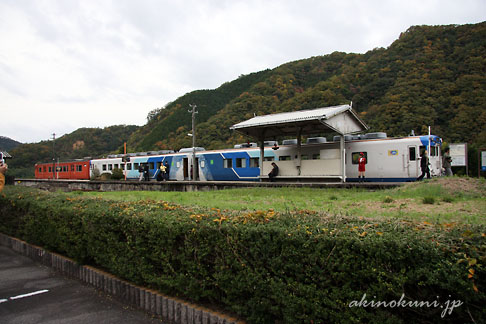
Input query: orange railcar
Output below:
<box><xmin>35</xmin><ymin>160</ymin><xmax>91</xmax><ymax>180</ymax></box>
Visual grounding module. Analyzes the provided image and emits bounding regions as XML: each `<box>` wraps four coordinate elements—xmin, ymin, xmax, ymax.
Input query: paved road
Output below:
<box><xmin>0</xmin><ymin>246</ymin><xmax>163</xmax><ymax>324</ymax></box>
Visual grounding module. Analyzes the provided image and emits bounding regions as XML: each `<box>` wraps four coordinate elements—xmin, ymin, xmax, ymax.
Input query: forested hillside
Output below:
<box><xmin>129</xmin><ymin>22</ymin><xmax>486</xmax><ymax>151</ymax></box>
<box><xmin>8</xmin><ymin>125</ymin><xmax>138</xmax><ymax>178</ymax></box>
<box><xmin>0</xmin><ymin>136</ymin><xmax>21</xmax><ymax>151</ymax></box>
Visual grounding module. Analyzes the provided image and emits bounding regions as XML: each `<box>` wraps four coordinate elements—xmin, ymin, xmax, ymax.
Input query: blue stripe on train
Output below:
<box><xmin>347</xmin><ymin>177</ymin><xmax>417</xmax><ymax>183</ymax></box>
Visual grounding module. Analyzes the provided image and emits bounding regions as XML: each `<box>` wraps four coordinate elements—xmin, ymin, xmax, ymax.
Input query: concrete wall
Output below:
<box><xmin>0</xmin><ymin>233</ymin><xmax>242</xmax><ymax>324</ymax></box>
<box><xmin>14</xmin><ymin>179</ymin><xmax>399</xmax><ymax>191</ymax></box>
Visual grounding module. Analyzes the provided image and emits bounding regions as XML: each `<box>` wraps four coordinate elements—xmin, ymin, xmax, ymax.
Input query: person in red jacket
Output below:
<box><xmin>358</xmin><ymin>152</ymin><xmax>366</xmax><ymax>183</ymax></box>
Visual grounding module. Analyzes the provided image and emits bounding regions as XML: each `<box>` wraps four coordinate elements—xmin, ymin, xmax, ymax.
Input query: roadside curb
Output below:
<box><xmin>0</xmin><ymin>233</ymin><xmax>243</xmax><ymax>324</ymax></box>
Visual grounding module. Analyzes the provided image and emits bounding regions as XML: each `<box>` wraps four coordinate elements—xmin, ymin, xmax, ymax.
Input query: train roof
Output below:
<box><xmin>66</xmin><ymin>134</ymin><xmax>443</xmax><ymax>163</ymax></box>
<box><xmin>35</xmin><ymin>158</ymin><xmax>91</xmax><ymax>166</ymax></box>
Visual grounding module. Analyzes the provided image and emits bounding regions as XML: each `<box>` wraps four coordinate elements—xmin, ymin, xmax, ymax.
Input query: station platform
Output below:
<box><xmin>14</xmin><ymin>178</ymin><xmax>402</xmax><ymax>192</ymax></box>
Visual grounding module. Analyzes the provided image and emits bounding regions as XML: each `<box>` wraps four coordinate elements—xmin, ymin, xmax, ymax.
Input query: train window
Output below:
<box><xmin>250</xmin><ymin>158</ymin><xmax>259</xmax><ymax>168</ymax></box>
<box><xmin>431</xmin><ymin>146</ymin><xmax>438</xmax><ymax>156</ymax></box>
<box><xmin>71</xmin><ymin>165</ymin><xmax>74</xmax><ymax>171</ymax></box>
<box><xmin>134</xmin><ymin>163</ymin><xmax>139</xmax><ymax>169</ymax></box>
<box><xmin>223</xmin><ymin>158</ymin><xmax>233</xmax><ymax>168</ymax></box>
<box><xmin>312</xmin><ymin>154</ymin><xmax>320</xmax><ymax>160</ymax></box>
<box><xmin>38</xmin><ymin>167</ymin><xmax>42</xmax><ymax>173</ymax></box>
<box><xmin>301</xmin><ymin>155</ymin><xmax>309</xmax><ymax>160</ymax></box>
<box><xmin>236</xmin><ymin>158</ymin><xmax>246</xmax><ymax>168</ymax></box>
<box><xmin>200</xmin><ymin>160</ymin><xmax>205</xmax><ymax>168</ymax></box>
<box><xmin>127</xmin><ymin>163</ymin><xmax>132</xmax><ymax>170</ymax></box>
<box><xmin>149</xmin><ymin>162</ymin><xmax>155</xmax><ymax>170</ymax></box>
<box><xmin>76</xmin><ymin>165</ymin><xmax>82</xmax><ymax>172</ymax></box>
<box><xmin>63</xmin><ymin>166</ymin><xmax>67</xmax><ymax>172</ymax></box>
<box><xmin>409</xmin><ymin>147</ymin><xmax>417</xmax><ymax>161</ymax></box>
<box><xmin>49</xmin><ymin>167</ymin><xmax>52</xmax><ymax>172</ymax></box>
<box><xmin>108</xmin><ymin>164</ymin><xmax>113</xmax><ymax>171</ymax></box>
<box><xmin>352</xmin><ymin>152</ymin><xmax>368</xmax><ymax>164</ymax></box>
<box><xmin>102</xmin><ymin>164</ymin><xmax>107</xmax><ymax>171</ymax></box>
<box><xmin>264</xmin><ymin>157</ymin><xmax>275</xmax><ymax>162</ymax></box>
<box><xmin>279</xmin><ymin>156</ymin><xmax>291</xmax><ymax>161</ymax></box>
<box><xmin>419</xmin><ymin>145</ymin><xmax>438</xmax><ymax>157</ymax></box>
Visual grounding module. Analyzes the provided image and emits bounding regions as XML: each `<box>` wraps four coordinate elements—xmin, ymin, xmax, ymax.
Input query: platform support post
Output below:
<box><xmin>340</xmin><ymin>135</ymin><xmax>346</xmax><ymax>183</ymax></box>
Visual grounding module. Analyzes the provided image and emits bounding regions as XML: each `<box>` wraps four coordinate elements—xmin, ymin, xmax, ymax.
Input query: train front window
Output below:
<box><xmin>419</xmin><ymin>145</ymin><xmax>438</xmax><ymax>156</ymax></box>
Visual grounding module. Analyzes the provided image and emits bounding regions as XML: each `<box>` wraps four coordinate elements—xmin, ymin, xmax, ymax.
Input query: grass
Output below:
<box><xmin>69</xmin><ymin>177</ymin><xmax>486</xmax><ymax>224</ymax></box>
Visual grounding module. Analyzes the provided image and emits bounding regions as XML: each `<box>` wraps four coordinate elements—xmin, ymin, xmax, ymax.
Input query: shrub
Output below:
<box><xmin>423</xmin><ymin>196</ymin><xmax>435</xmax><ymax>204</ymax></box>
<box><xmin>442</xmin><ymin>196</ymin><xmax>454</xmax><ymax>203</ymax></box>
<box><xmin>111</xmin><ymin>168</ymin><xmax>124</xmax><ymax>180</ymax></box>
<box><xmin>1</xmin><ymin>187</ymin><xmax>485</xmax><ymax>323</ymax></box>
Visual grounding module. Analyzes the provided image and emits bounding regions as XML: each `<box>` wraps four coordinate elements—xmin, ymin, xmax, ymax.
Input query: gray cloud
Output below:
<box><xmin>0</xmin><ymin>0</ymin><xmax>484</xmax><ymax>143</ymax></box>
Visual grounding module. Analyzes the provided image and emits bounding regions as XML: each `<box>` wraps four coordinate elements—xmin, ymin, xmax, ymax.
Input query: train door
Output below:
<box><xmin>183</xmin><ymin>157</ymin><xmax>189</xmax><ymax>180</ymax></box>
<box><xmin>407</xmin><ymin>146</ymin><xmax>418</xmax><ymax>177</ymax></box>
<box><xmin>195</xmin><ymin>158</ymin><xmax>200</xmax><ymax>180</ymax></box>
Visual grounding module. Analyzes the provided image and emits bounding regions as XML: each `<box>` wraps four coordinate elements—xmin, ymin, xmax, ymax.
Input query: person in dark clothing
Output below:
<box><xmin>442</xmin><ymin>147</ymin><xmax>453</xmax><ymax>176</ymax></box>
<box><xmin>268</xmin><ymin>162</ymin><xmax>279</xmax><ymax>182</ymax></box>
<box><xmin>143</xmin><ymin>163</ymin><xmax>150</xmax><ymax>181</ymax></box>
<box><xmin>417</xmin><ymin>150</ymin><xmax>430</xmax><ymax>180</ymax></box>
<box><xmin>164</xmin><ymin>161</ymin><xmax>170</xmax><ymax>181</ymax></box>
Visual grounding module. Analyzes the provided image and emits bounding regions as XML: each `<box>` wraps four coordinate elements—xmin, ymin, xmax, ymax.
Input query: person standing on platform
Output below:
<box><xmin>143</xmin><ymin>163</ymin><xmax>150</xmax><ymax>181</ymax></box>
<box><xmin>164</xmin><ymin>161</ymin><xmax>170</xmax><ymax>181</ymax></box>
<box><xmin>442</xmin><ymin>147</ymin><xmax>453</xmax><ymax>176</ymax></box>
<box><xmin>157</xmin><ymin>163</ymin><xmax>166</xmax><ymax>181</ymax></box>
<box><xmin>358</xmin><ymin>152</ymin><xmax>366</xmax><ymax>183</ymax></box>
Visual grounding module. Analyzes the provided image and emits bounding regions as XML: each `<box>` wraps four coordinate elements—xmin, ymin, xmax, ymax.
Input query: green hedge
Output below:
<box><xmin>1</xmin><ymin>187</ymin><xmax>485</xmax><ymax>323</ymax></box>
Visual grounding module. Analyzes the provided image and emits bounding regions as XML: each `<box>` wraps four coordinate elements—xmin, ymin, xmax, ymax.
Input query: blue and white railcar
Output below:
<box><xmin>88</xmin><ymin>134</ymin><xmax>442</xmax><ymax>183</ymax></box>
<box><xmin>344</xmin><ymin>135</ymin><xmax>442</xmax><ymax>182</ymax></box>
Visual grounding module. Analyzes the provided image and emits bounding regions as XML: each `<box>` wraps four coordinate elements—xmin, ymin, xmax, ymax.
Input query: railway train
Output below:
<box><xmin>35</xmin><ymin>133</ymin><xmax>443</xmax><ymax>182</ymax></box>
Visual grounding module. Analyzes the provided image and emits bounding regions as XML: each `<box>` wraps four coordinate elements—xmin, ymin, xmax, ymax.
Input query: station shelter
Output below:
<box><xmin>230</xmin><ymin>104</ymin><xmax>369</xmax><ymax>182</ymax></box>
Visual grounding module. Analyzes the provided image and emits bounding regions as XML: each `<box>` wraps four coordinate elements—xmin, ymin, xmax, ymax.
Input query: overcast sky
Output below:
<box><xmin>1</xmin><ymin>0</ymin><xmax>484</xmax><ymax>144</ymax></box>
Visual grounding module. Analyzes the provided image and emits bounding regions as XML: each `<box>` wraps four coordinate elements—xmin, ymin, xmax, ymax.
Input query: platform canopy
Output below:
<box><xmin>230</xmin><ymin>104</ymin><xmax>368</xmax><ymax>138</ymax></box>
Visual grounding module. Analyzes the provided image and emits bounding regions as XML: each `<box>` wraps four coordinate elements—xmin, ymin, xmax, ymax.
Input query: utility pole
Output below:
<box><xmin>51</xmin><ymin>133</ymin><xmax>56</xmax><ymax>179</ymax></box>
<box><xmin>188</xmin><ymin>104</ymin><xmax>198</xmax><ymax>180</ymax></box>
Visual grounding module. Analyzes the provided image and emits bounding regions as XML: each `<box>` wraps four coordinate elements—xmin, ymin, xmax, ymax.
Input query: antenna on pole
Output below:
<box><xmin>51</xmin><ymin>133</ymin><xmax>56</xmax><ymax>179</ymax></box>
